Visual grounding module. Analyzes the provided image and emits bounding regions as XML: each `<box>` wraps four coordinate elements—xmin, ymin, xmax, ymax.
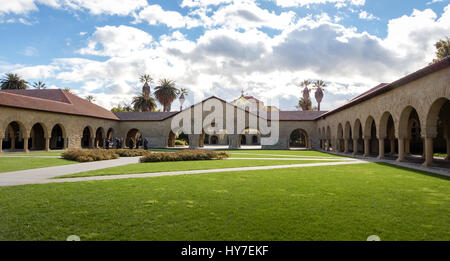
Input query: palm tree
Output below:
<box><xmin>313</xmin><ymin>80</ymin><xmax>327</xmax><ymax>111</ymax></box>
<box><xmin>1</xmin><ymin>73</ymin><xmax>28</xmax><ymax>90</ymax></box>
<box><xmin>300</xmin><ymin>80</ymin><xmax>311</xmax><ymax>101</ymax></box>
<box><xmin>432</xmin><ymin>37</ymin><xmax>450</xmax><ymax>63</ymax></box>
<box><xmin>86</xmin><ymin>95</ymin><xmax>95</xmax><ymax>103</ymax></box>
<box><xmin>154</xmin><ymin>78</ymin><xmax>179</xmax><ymax>112</ymax></box>
<box><xmin>63</xmin><ymin>88</ymin><xmax>73</xmax><ymax>94</ymax></box>
<box><xmin>32</xmin><ymin>81</ymin><xmax>46</xmax><ymax>89</ymax></box>
<box><xmin>140</xmin><ymin>74</ymin><xmax>153</xmax><ymax>84</ymax></box>
<box><xmin>132</xmin><ymin>95</ymin><xmax>157</xmax><ymax>112</ymax></box>
<box><xmin>111</xmin><ymin>103</ymin><xmax>134</xmax><ymax>112</ymax></box>
<box><xmin>298</xmin><ymin>97</ymin><xmax>312</xmax><ymax>111</ymax></box>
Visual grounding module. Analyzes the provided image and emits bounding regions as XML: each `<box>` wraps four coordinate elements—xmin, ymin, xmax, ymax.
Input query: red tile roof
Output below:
<box><xmin>0</xmin><ymin>89</ymin><xmax>119</xmax><ymax>120</ymax></box>
<box><xmin>115</xmin><ymin>111</ymin><xmax>178</xmax><ymax>121</ymax></box>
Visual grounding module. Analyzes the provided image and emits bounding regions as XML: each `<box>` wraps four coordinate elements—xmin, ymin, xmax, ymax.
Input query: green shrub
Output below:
<box><xmin>140</xmin><ymin>149</ymin><xmax>229</xmax><ymax>163</ymax></box>
<box><xmin>62</xmin><ymin>149</ymin><xmax>119</xmax><ymax>162</ymax></box>
<box><xmin>112</xmin><ymin>149</ymin><xmax>151</xmax><ymax>157</ymax></box>
<box><xmin>174</xmin><ymin>140</ymin><xmax>186</xmax><ymax>146</ymax></box>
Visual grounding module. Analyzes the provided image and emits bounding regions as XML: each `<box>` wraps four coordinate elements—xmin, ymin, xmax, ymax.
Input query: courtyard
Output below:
<box><xmin>0</xmin><ymin>149</ymin><xmax>448</xmax><ymax>241</ymax></box>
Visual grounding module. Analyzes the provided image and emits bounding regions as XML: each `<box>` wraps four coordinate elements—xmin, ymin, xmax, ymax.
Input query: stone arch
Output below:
<box><xmin>50</xmin><ymin>123</ymin><xmax>66</xmax><ymax>150</ymax></box>
<box><xmin>3</xmin><ymin>121</ymin><xmax>27</xmax><ymax>151</ymax></box>
<box><xmin>81</xmin><ymin>126</ymin><xmax>93</xmax><ymax>148</ymax></box>
<box><xmin>125</xmin><ymin>128</ymin><xmax>141</xmax><ymax>149</ymax></box>
<box><xmin>363</xmin><ymin>116</ymin><xmax>378</xmax><ymax>156</ymax></box>
<box><xmin>106</xmin><ymin>128</ymin><xmax>114</xmax><ymax>140</ymax></box>
<box><xmin>29</xmin><ymin>123</ymin><xmax>47</xmax><ymax>151</ymax></box>
<box><xmin>425</xmin><ymin>97</ymin><xmax>450</xmax><ymax>162</ymax></box>
<box><xmin>344</xmin><ymin>121</ymin><xmax>353</xmax><ymax>153</ymax></box>
<box><xmin>289</xmin><ymin>128</ymin><xmax>309</xmax><ymax>149</ymax></box>
<box><xmin>353</xmin><ymin>119</ymin><xmax>364</xmax><ymax>154</ymax></box>
<box><xmin>211</xmin><ymin>135</ymin><xmax>219</xmax><ymax>145</ymax></box>
<box><xmin>95</xmin><ymin>127</ymin><xmax>105</xmax><ymax>148</ymax></box>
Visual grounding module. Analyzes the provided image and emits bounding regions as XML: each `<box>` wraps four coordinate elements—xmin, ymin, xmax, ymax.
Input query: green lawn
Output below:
<box><xmin>0</xmin><ymin>150</ymin><xmax>65</xmax><ymax>156</ymax></box>
<box><xmin>0</xmin><ymin>157</ymin><xmax>76</xmax><ymax>173</ymax></box>
<box><xmin>227</xmin><ymin>150</ymin><xmax>342</xmax><ymax>157</ymax></box>
<box><xmin>0</xmin><ymin>163</ymin><xmax>448</xmax><ymax>241</ymax></box>
<box><xmin>56</xmin><ymin>159</ymin><xmax>336</xmax><ymax>178</ymax></box>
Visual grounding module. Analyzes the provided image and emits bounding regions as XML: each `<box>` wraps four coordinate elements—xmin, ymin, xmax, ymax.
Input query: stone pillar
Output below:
<box><xmin>63</xmin><ymin>138</ymin><xmax>68</xmax><ymax>149</ymax></box>
<box><xmin>45</xmin><ymin>137</ymin><xmax>50</xmax><ymax>151</ymax></box>
<box><xmin>422</xmin><ymin>137</ymin><xmax>434</xmax><ymax>168</ymax></box>
<box><xmin>0</xmin><ymin>138</ymin><xmax>2</xmax><ymax>153</ymax></box>
<box><xmin>89</xmin><ymin>138</ymin><xmax>95</xmax><ymax>149</ymax></box>
<box><xmin>11</xmin><ymin>138</ymin><xmax>15</xmax><ymax>152</ymax></box>
<box><xmin>378</xmin><ymin>138</ymin><xmax>385</xmax><ymax>159</ymax></box>
<box><xmin>397</xmin><ymin>138</ymin><xmax>405</xmax><ymax>162</ymax></box>
<box><xmin>363</xmin><ymin>138</ymin><xmax>370</xmax><ymax>157</ymax></box>
<box><xmin>446</xmin><ymin>138</ymin><xmax>450</xmax><ymax>161</ymax></box>
<box><xmin>352</xmin><ymin>139</ymin><xmax>358</xmax><ymax>155</ymax></box>
<box><xmin>229</xmin><ymin>135</ymin><xmax>240</xmax><ymax>149</ymax></box>
<box><xmin>405</xmin><ymin>139</ymin><xmax>411</xmax><ymax>155</ymax></box>
<box><xmin>23</xmin><ymin>137</ymin><xmax>29</xmax><ymax>153</ymax></box>
<box><xmin>344</xmin><ymin>139</ymin><xmax>349</xmax><ymax>153</ymax></box>
<box><xmin>390</xmin><ymin>139</ymin><xmax>395</xmax><ymax>156</ymax></box>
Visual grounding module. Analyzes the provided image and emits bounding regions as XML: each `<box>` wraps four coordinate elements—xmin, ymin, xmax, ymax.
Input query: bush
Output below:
<box><xmin>62</xmin><ymin>149</ymin><xmax>119</xmax><ymax>162</ymax></box>
<box><xmin>140</xmin><ymin>149</ymin><xmax>229</xmax><ymax>163</ymax></box>
<box><xmin>174</xmin><ymin>140</ymin><xmax>186</xmax><ymax>146</ymax></box>
<box><xmin>112</xmin><ymin>149</ymin><xmax>151</xmax><ymax>157</ymax></box>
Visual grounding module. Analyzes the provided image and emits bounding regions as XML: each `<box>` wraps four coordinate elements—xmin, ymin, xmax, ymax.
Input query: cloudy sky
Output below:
<box><xmin>0</xmin><ymin>0</ymin><xmax>449</xmax><ymax>111</ymax></box>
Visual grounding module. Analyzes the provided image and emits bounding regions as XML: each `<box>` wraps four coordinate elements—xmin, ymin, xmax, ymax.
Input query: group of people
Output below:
<box><xmin>103</xmin><ymin>136</ymin><xmax>150</xmax><ymax>150</ymax></box>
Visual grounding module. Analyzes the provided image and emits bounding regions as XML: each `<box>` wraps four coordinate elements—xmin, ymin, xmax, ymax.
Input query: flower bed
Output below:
<box><xmin>62</xmin><ymin>149</ymin><xmax>119</xmax><ymax>162</ymax></box>
<box><xmin>140</xmin><ymin>149</ymin><xmax>229</xmax><ymax>163</ymax></box>
<box><xmin>112</xmin><ymin>149</ymin><xmax>151</xmax><ymax>157</ymax></box>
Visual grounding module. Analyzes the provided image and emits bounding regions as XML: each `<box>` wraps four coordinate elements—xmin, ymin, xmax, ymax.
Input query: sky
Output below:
<box><xmin>0</xmin><ymin>0</ymin><xmax>449</xmax><ymax>111</ymax></box>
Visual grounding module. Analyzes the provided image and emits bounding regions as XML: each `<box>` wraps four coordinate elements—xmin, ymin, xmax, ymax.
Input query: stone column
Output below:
<box><xmin>229</xmin><ymin>135</ymin><xmax>240</xmax><ymax>149</ymax></box>
<box><xmin>45</xmin><ymin>137</ymin><xmax>50</xmax><ymax>151</ymax></box>
<box><xmin>405</xmin><ymin>138</ymin><xmax>411</xmax><ymax>155</ymax></box>
<box><xmin>390</xmin><ymin>139</ymin><xmax>395</xmax><ymax>156</ymax></box>
<box><xmin>0</xmin><ymin>138</ymin><xmax>3</xmax><ymax>153</ymax></box>
<box><xmin>11</xmin><ymin>138</ymin><xmax>15</xmax><ymax>152</ymax></box>
<box><xmin>344</xmin><ymin>139</ymin><xmax>349</xmax><ymax>153</ymax></box>
<box><xmin>378</xmin><ymin>138</ymin><xmax>385</xmax><ymax>159</ymax></box>
<box><xmin>422</xmin><ymin>137</ymin><xmax>434</xmax><ymax>168</ymax></box>
<box><xmin>397</xmin><ymin>138</ymin><xmax>405</xmax><ymax>162</ymax></box>
<box><xmin>363</xmin><ymin>138</ymin><xmax>370</xmax><ymax>157</ymax></box>
<box><xmin>90</xmin><ymin>137</ymin><xmax>95</xmax><ymax>149</ymax></box>
<box><xmin>63</xmin><ymin>138</ymin><xmax>68</xmax><ymax>149</ymax></box>
<box><xmin>23</xmin><ymin>137</ymin><xmax>29</xmax><ymax>153</ymax></box>
<box><xmin>352</xmin><ymin>139</ymin><xmax>358</xmax><ymax>155</ymax></box>
<box><xmin>446</xmin><ymin>138</ymin><xmax>450</xmax><ymax>161</ymax></box>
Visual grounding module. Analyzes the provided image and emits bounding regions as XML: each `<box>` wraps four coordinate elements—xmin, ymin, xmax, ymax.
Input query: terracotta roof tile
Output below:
<box><xmin>0</xmin><ymin>89</ymin><xmax>119</xmax><ymax>120</ymax></box>
<box><xmin>114</xmin><ymin>112</ymin><xmax>178</xmax><ymax>121</ymax></box>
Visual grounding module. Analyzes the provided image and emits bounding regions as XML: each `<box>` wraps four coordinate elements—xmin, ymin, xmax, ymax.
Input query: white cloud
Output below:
<box><xmin>359</xmin><ymin>10</ymin><xmax>379</xmax><ymax>20</ymax></box>
<box><xmin>276</xmin><ymin>0</ymin><xmax>365</xmax><ymax>8</ymax></box>
<box><xmin>19</xmin><ymin>46</ymin><xmax>39</xmax><ymax>56</ymax></box>
<box><xmin>0</xmin><ymin>0</ymin><xmax>37</xmax><ymax>14</ymax></box>
<box><xmin>181</xmin><ymin>0</ymin><xmax>232</xmax><ymax>8</ymax></box>
<box><xmin>134</xmin><ymin>4</ymin><xmax>199</xmax><ymax>28</ymax></box>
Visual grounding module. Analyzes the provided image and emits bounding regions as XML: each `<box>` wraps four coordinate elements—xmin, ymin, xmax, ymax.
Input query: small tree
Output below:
<box><xmin>32</xmin><ymin>81</ymin><xmax>46</xmax><ymax>89</ymax></box>
<box><xmin>432</xmin><ymin>37</ymin><xmax>450</xmax><ymax>63</ymax></box>
<box><xmin>1</xmin><ymin>73</ymin><xmax>28</xmax><ymax>90</ymax></box>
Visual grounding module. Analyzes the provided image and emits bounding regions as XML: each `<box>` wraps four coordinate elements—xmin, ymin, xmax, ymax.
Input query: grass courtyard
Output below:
<box><xmin>0</xmin><ymin>157</ymin><xmax>75</xmax><ymax>173</ymax></box>
<box><xmin>0</xmin><ymin>159</ymin><xmax>449</xmax><ymax>241</ymax></box>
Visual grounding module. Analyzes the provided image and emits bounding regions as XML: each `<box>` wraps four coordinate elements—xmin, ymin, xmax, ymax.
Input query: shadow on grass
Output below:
<box><xmin>375</xmin><ymin>162</ymin><xmax>450</xmax><ymax>181</ymax></box>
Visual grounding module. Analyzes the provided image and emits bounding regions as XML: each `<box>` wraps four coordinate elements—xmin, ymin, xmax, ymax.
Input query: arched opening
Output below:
<box><xmin>398</xmin><ymin>106</ymin><xmax>424</xmax><ymax>163</ymax></box>
<box><xmin>203</xmin><ymin>134</ymin><xmax>210</xmax><ymax>145</ymax></box>
<box><xmin>167</xmin><ymin>131</ymin><xmax>176</xmax><ymax>147</ymax></box>
<box><xmin>379</xmin><ymin>112</ymin><xmax>397</xmax><ymax>158</ymax></box>
<box><xmin>345</xmin><ymin>122</ymin><xmax>353</xmax><ymax>153</ymax></box>
<box><xmin>425</xmin><ymin>98</ymin><xmax>450</xmax><ymax>166</ymax></box>
<box><xmin>95</xmin><ymin>128</ymin><xmax>105</xmax><ymax>148</ymax></box>
<box><xmin>81</xmin><ymin>126</ymin><xmax>92</xmax><ymax>148</ymax></box>
<box><xmin>240</xmin><ymin>135</ymin><xmax>247</xmax><ymax>146</ymax></box>
<box><xmin>326</xmin><ymin>126</ymin><xmax>331</xmax><ymax>151</ymax></box>
<box><xmin>289</xmin><ymin>129</ymin><xmax>309</xmax><ymax>149</ymax></box>
<box><xmin>29</xmin><ymin>123</ymin><xmax>46</xmax><ymax>150</ymax></box>
<box><xmin>353</xmin><ymin>119</ymin><xmax>364</xmax><ymax>154</ymax></box>
<box><xmin>177</xmin><ymin>132</ymin><xmax>189</xmax><ymax>147</ymax></box>
<box><xmin>211</xmin><ymin>135</ymin><xmax>219</xmax><ymax>145</ymax></box>
<box><xmin>363</xmin><ymin>116</ymin><xmax>378</xmax><ymax>156</ymax></box>
<box><xmin>107</xmin><ymin>128</ymin><xmax>114</xmax><ymax>140</ymax></box>
<box><xmin>337</xmin><ymin>124</ymin><xmax>344</xmax><ymax>152</ymax></box>
<box><xmin>318</xmin><ymin>129</ymin><xmax>322</xmax><ymax>149</ymax></box>
<box><xmin>3</xmin><ymin>121</ymin><xmax>26</xmax><ymax>151</ymax></box>
<box><xmin>50</xmin><ymin>124</ymin><xmax>65</xmax><ymax>150</ymax></box>
<box><xmin>125</xmin><ymin>129</ymin><xmax>141</xmax><ymax>149</ymax></box>
<box><xmin>252</xmin><ymin>135</ymin><xmax>259</xmax><ymax>145</ymax></box>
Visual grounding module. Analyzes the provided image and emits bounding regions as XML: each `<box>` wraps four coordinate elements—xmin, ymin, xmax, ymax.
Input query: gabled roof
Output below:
<box><xmin>114</xmin><ymin>111</ymin><xmax>178</xmax><ymax>121</ymax></box>
<box><xmin>319</xmin><ymin>56</ymin><xmax>450</xmax><ymax>119</ymax></box>
<box><xmin>0</xmin><ymin>89</ymin><xmax>119</xmax><ymax>120</ymax></box>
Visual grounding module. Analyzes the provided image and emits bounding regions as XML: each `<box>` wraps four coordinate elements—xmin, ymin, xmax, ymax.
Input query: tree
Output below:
<box><xmin>1</xmin><ymin>73</ymin><xmax>28</xmax><ymax>90</ymax></box>
<box><xmin>32</xmin><ymin>81</ymin><xmax>46</xmax><ymax>89</ymax></box>
<box><xmin>154</xmin><ymin>78</ymin><xmax>179</xmax><ymax>112</ymax></box>
<box><xmin>86</xmin><ymin>95</ymin><xmax>95</xmax><ymax>103</ymax></box>
<box><xmin>298</xmin><ymin>97</ymin><xmax>312</xmax><ymax>111</ymax></box>
<box><xmin>63</xmin><ymin>88</ymin><xmax>73</xmax><ymax>94</ymax></box>
<box><xmin>432</xmin><ymin>37</ymin><xmax>450</xmax><ymax>63</ymax></box>
<box><xmin>132</xmin><ymin>94</ymin><xmax>157</xmax><ymax>112</ymax></box>
<box><xmin>313</xmin><ymin>80</ymin><xmax>327</xmax><ymax>111</ymax></box>
<box><xmin>300</xmin><ymin>80</ymin><xmax>311</xmax><ymax>101</ymax></box>
<box><xmin>111</xmin><ymin>103</ymin><xmax>134</xmax><ymax>112</ymax></box>
<box><xmin>140</xmin><ymin>74</ymin><xmax>153</xmax><ymax>84</ymax></box>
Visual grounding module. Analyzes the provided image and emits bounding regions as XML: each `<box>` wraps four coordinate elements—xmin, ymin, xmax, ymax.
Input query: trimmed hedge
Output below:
<box><xmin>140</xmin><ymin>149</ymin><xmax>229</xmax><ymax>163</ymax></box>
<box><xmin>62</xmin><ymin>149</ymin><xmax>119</xmax><ymax>162</ymax></box>
<box><xmin>62</xmin><ymin>149</ymin><xmax>151</xmax><ymax>162</ymax></box>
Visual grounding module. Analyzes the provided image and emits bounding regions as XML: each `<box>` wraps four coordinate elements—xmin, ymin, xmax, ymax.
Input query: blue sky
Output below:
<box><xmin>0</xmin><ymin>0</ymin><xmax>449</xmax><ymax>110</ymax></box>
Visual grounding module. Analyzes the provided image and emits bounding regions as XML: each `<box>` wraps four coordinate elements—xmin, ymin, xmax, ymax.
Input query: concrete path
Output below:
<box><xmin>17</xmin><ymin>160</ymin><xmax>369</xmax><ymax>186</ymax></box>
<box><xmin>0</xmin><ymin>157</ymin><xmax>141</xmax><ymax>187</ymax></box>
<box><xmin>228</xmin><ymin>158</ymin><xmax>354</xmax><ymax>161</ymax></box>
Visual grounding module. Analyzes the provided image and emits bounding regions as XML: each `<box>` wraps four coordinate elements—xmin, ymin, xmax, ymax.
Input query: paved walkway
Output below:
<box><xmin>0</xmin><ymin>157</ymin><xmax>141</xmax><ymax>187</ymax></box>
<box><xmin>15</xmin><ymin>160</ymin><xmax>369</xmax><ymax>186</ymax></box>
